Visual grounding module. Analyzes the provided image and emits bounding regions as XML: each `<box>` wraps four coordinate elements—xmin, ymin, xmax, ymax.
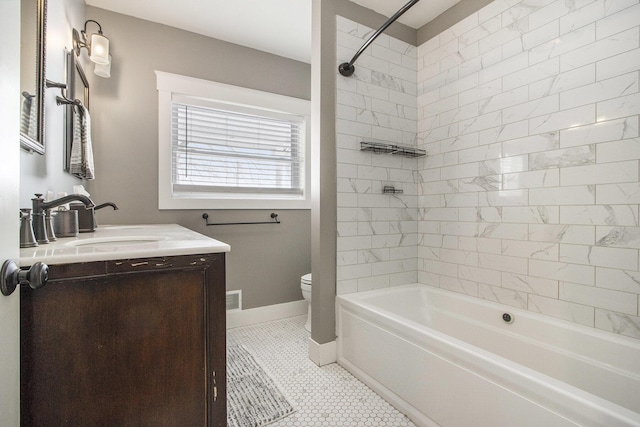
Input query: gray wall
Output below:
<box><xmin>80</xmin><ymin>7</ymin><xmax>312</xmax><ymax>310</ymax></box>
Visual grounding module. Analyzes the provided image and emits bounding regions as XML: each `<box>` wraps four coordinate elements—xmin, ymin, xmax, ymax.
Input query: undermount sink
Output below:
<box><xmin>65</xmin><ymin>235</ymin><xmax>166</xmax><ymax>247</ymax></box>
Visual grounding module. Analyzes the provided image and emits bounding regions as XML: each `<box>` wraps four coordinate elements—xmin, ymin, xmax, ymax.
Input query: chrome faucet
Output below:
<box><xmin>31</xmin><ymin>193</ymin><xmax>94</xmax><ymax>243</ymax></box>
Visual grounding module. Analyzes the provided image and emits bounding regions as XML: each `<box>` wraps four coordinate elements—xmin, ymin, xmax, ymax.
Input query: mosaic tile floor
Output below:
<box><xmin>227</xmin><ymin>315</ymin><xmax>416</xmax><ymax>427</ymax></box>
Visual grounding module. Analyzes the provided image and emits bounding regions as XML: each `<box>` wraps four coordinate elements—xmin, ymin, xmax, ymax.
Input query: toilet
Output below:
<box><xmin>300</xmin><ymin>273</ymin><xmax>312</xmax><ymax>332</ymax></box>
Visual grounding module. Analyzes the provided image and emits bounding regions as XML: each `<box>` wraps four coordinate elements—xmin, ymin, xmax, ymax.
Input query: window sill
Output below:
<box><xmin>159</xmin><ymin>195</ymin><xmax>311</xmax><ymax>210</ymax></box>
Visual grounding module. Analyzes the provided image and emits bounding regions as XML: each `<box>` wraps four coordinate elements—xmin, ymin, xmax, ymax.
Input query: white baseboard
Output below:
<box><xmin>226</xmin><ymin>300</ymin><xmax>308</xmax><ymax>329</ymax></box>
<box><xmin>308</xmin><ymin>337</ymin><xmax>336</xmax><ymax>366</ymax></box>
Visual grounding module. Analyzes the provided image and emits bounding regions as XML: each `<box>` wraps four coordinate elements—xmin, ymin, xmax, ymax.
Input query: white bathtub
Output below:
<box><xmin>336</xmin><ymin>284</ymin><xmax>640</xmax><ymax>427</ymax></box>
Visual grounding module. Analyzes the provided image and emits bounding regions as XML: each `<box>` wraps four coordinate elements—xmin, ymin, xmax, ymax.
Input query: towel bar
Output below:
<box><xmin>46</xmin><ymin>79</ymin><xmax>83</xmax><ymax>108</ymax></box>
<box><xmin>202</xmin><ymin>212</ymin><xmax>280</xmax><ymax>226</ymax></box>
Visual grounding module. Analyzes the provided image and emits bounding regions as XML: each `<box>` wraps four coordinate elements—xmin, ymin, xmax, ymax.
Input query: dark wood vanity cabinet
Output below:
<box><xmin>20</xmin><ymin>253</ymin><xmax>226</xmax><ymax>427</ymax></box>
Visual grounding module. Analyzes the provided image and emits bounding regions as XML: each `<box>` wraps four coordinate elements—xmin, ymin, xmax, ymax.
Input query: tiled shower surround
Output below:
<box><xmin>336</xmin><ymin>16</ymin><xmax>419</xmax><ymax>294</ymax></box>
<box><xmin>336</xmin><ymin>0</ymin><xmax>640</xmax><ymax>340</ymax></box>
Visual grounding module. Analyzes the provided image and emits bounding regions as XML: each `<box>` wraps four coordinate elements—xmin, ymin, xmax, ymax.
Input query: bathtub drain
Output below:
<box><xmin>502</xmin><ymin>313</ymin><xmax>514</xmax><ymax>323</ymax></box>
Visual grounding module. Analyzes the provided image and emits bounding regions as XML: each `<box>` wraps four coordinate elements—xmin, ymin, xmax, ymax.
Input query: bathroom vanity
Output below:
<box><xmin>19</xmin><ymin>225</ymin><xmax>230</xmax><ymax>426</ymax></box>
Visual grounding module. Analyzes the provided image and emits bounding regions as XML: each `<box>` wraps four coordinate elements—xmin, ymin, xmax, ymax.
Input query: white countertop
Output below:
<box><xmin>19</xmin><ymin>224</ymin><xmax>230</xmax><ymax>267</ymax></box>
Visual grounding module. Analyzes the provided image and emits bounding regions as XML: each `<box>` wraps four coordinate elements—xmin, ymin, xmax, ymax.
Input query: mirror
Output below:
<box><xmin>20</xmin><ymin>0</ymin><xmax>47</xmax><ymax>155</ymax></box>
<box><xmin>63</xmin><ymin>50</ymin><xmax>89</xmax><ymax>172</ymax></box>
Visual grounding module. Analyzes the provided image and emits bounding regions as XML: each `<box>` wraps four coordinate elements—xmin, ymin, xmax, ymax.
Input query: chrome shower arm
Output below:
<box><xmin>338</xmin><ymin>0</ymin><xmax>421</xmax><ymax>77</ymax></box>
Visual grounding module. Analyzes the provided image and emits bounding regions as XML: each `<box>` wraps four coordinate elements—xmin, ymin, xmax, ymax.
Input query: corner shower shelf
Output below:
<box><xmin>360</xmin><ymin>141</ymin><xmax>426</xmax><ymax>158</ymax></box>
<box><xmin>383</xmin><ymin>186</ymin><xmax>403</xmax><ymax>194</ymax></box>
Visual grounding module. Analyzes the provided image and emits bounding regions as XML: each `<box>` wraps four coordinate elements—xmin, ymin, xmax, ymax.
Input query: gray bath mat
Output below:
<box><xmin>227</xmin><ymin>344</ymin><xmax>295</xmax><ymax>427</ymax></box>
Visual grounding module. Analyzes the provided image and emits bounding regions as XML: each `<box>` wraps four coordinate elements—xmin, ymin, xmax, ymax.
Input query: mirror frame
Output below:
<box><xmin>20</xmin><ymin>0</ymin><xmax>47</xmax><ymax>155</ymax></box>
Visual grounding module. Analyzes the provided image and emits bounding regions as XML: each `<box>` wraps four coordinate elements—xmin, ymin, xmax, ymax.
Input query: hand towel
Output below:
<box><xmin>20</xmin><ymin>92</ymin><xmax>31</xmax><ymax>134</ymax></box>
<box><xmin>28</xmin><ymin>93</ymin><xmax>38</xmax><ymax>139</ymax></box>
<box><xmin>20</xmin><ymin>92</ymin><xmax>37</xmax><ymax>138</ymax></box>
<box><xmin>69</xmin><ymin>104</ymin><xmax>95</xmax><ymax>180</ymax></box>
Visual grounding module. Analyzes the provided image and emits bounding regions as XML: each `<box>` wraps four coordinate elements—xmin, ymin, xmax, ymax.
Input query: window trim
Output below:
<box><xmin>156</xmin><ymin>71</ymin><xmax>311</xmax><ymax>210</ymax></box>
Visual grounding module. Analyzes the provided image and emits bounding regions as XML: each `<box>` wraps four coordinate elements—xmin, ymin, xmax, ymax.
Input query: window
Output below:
<box><xmin>156</xmin><ymin>71</ymin><xmax>310</xmax><ymax>209</ymax></box>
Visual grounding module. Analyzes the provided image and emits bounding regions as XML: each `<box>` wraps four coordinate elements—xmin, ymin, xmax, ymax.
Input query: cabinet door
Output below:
<box><xmin>21</xmin><ymin>268</ymin><xmax>208</xmax><ymax>426</ymax></box>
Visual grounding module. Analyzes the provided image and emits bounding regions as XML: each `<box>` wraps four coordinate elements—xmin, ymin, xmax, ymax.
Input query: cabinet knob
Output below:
<box><xmin>1</xmin><ymin>260</ymin><xmax>49</xmax><ymax>296</ymax></box>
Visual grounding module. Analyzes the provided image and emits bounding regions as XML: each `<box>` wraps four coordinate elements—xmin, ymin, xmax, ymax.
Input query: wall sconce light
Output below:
<box><xmin>73</xmin><ymin>19</ymin><xmax>112</xmax><ymax>78</ymax></box>
<box><xmin>93</xmin><ymin>55</ymin><xmax>111</xmax><ymax>78</ymax></box>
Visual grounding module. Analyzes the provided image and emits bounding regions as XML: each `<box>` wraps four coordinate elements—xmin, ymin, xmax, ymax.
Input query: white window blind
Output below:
<box><xmin>171</xmin><ymin>99</ymin><xmax>305</xmax><ymax>198</ymax></box>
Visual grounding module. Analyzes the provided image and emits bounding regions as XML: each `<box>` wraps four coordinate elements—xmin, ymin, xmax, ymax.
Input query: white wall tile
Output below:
<box><xmin>529</xmin><ymin>224</ymin><xmax>595</xmax><ymax>245</ymax></box>
<box><xmin>529</xmin><ymin>104</ymin><xmax>596</xmax><ymax>134</ymax></box>
<box><xmin>560</xmin><ymin>281</ymin><xmax>638</xmax><ymax>314</ymax></box>
<box><xmin>528</xmin><ymin>0</ymin><xmax>581</xmax><ymax>30</ymax></box>
<box><xmin>560</xmin><ymin>160</ymin><xmax>638</xmax><ymax>186</ymax></box>
<box><xmin>529</xmin><ymin>259</ymin><xmax>595</xmax><ymax>285</ymax></box>
<box><xmin>479</xmin><ymin>121</ymin><xmax>530</xmax><ymax>145</ymax></box>
<box><xmin>502</xmin><ymin>239</ymin><xmax>559</xmax><ymax>260</ymax></box>
<box><xmin>503</xmin><ymin>133</ymin><xmax>559</xmax><ymax>156</ymax></box>
<box><xmin>523</xmin><ymin>20</ymin><xmax>559</xmax><ymax>50</ymax></box>
<box><xmin>597</xmin><ymin>92</ymin><xmax>640</xmax><ymax>123</ymax></box>
<box><xmin>357</xmin><ymin>275</ymin><xmax>390</xmax><ymax>292</ymax></box>
<box><xmin>479</xmin><ymin>19</ymin><xmax>529</xmax><ymax>55</ymax></box>
<box><xmin>560</xmin><ymin>27</ymin><xmax>639</xmax><ymax>72</ymax></box>
<box><xmin>528</xmin><ymin>294</ymin><xmax>595</xmax><ymax>326</ymax></box>
<box><xmin>479</xmin><ymin>52</ymin><xmax>529</xmax><ymax>84</ymax></box>
<box><xmin>596</xmin><ymin>183</ymin><xmax>640</xmax><ymax>204</ymax></box>
<box><xmin>480</xmin><ymin>189</ymin><xmax>529</xmax><ymax>206</ymax></box>
<box><xmin>559</xmin><ymin>0</ymin><xmax>639</xmax><ymax>35</ymax></box>
<box><xmin>595</xmin><ymin>309</ymin><xmax>640</xmax><ymax>339</ymax></box>
<box><xmin>479</xmin><ymin>223</ymin><xmax>528</xmax><ymax>240</ymax></box>
<box><xmin>561</xmin><ymin>116</ymin><xmax>638</xmax><ymax>148</ymax></box>
<box><xmin>424</xmin><ymin>259</ymin><xmax>457</xmax><ymax>277</ymax></box>
<box><xmin>560</xmin><ymin>244</ymin><xmax>638</xmax><ymax>270</ymax></box>
<box><xmin>529</xmin><ymin>145</ymin><xmax>595</xmax><ymax>170</ymax></box>
<box><xmin>481</xmin><ymin>155</ymin><xmax>528</xmax><ymax>176</ymax></box>
<box><xmin>339</xmin><ymin>3</ymin><xmax>640</xmax><ymax>339</ymax></box>
<box><xmin>560</xmin><ymin>205</ymin><xmax>638</xmax><ymax>226</ymax></box>
<box><xmin>440</xmin><ymin>276</ymin><xmax>479</xmax><ymax>296</ymax></box>
<box><xmin>597</xmin><ymin>48</ymin><xmax>640</xmax><ymax>80</ymax></box>
<box><xmin>596</xmin><ymin>3</ymin><xmax>640</xmax><ymax>40</ymax></box>
<box><xmin>528</xmin><ymin>64</ymin><xmax>596</xmax><ymax>100</ymax></box>
<box><xmin>503</xmin><ymin>169</ymin><xmax>559</xmax><ymax>189</ymax></box>
<box><xmin>502</xmin><ymin>206</ymin><xmax>560</xmax><ymax>224</ymax></box>
<box><xmin>479</xmin><ymin>86</ymin><xmax>528</xmax><ymax>114</ymax></box>
<box><xmin>502</xmin><ymin>272</ymin><xmax>558</xmax><ymax>298</ymax></box>
<box><xmin>458</xmin><ymin>265</ymin><xmax>501</xmax><ymax>285</ymax></box>
<box><xmin>478</xmin><ymin>253</ymin><xmax>528</xmax><ymax>274</ymax></box>
<box><xmin>478</xmin><ymin>0</ymin><xmax>520</xmax><ymax>24</ymax></box>
<box><xmin>479</xmin><ymin>283</ymin><xmax>528</xmax><ymax>308</ymax></box>
<box><xmin>529</xmin><ymin>185</ymin><xmax>595</xmax><ymax>205</ymax></box>
<box><xmin>596</xmin><ymin>267</ymin><xmax>640</xmax><ymax>293</ymax></box>
<box><xmin>503</xmin><ymin>57</ymin><xmax>559</xmax><ymax>91</ymax></box>
<box><xmin>597</xmin><ymin>137</ymin><xmax>640</xmax><ymax>164</ymax></box>
<box><xmin>503</xmin><ymin>95</ymin><xmax>560</xmax><ymax>124</ymax></box>
<box><xmin>596</xmin><ymin>226</ymin><xmax>640</xmax><ymax>249</ymax></box>
<box><xmin>560</xmin><ymin>72</ymin><xmax>638</xmax><ymax>110</ymax></box>
<box><xmin>528</xmin><ymin>23</ymin><xmax>595</xmax><ymax>65</ymax></box>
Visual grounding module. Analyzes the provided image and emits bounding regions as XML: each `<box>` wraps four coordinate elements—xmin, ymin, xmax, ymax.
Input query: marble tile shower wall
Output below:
<box><xmin>336</xmin><ymin>16</ymin><xmax>419</xmax><ymax>295</ymax></box>
<box><xmin>417</xmin><ymin>0</ymin><xmax>640</xmax><ymax>339</ymax></box>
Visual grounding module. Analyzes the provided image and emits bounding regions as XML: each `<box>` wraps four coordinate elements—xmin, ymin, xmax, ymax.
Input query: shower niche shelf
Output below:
<box><xmin>360</xmin><ymin>141</ymin><xmax>426</xmax><ymax>158</ymax></box>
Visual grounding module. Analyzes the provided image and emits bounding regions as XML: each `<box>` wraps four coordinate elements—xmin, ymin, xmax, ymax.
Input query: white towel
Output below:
<box><xmin>28</xmin><ymin>94</ymin><xmax>38</xmax><ymax>139</ymax></box>
<box><xmin>69</xmin><ymin>104</ymin><xmax>95</xmax><ymax>179</ymax></box>
<box><xmin>20</xmin><ymin>93</ymin><xmax>31</xmax><ymax>134</ymax></box>
<box><xmin>20</xmin><ymin>92</ymin><xmax>37</xmax><ymax>137</ymax></box>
